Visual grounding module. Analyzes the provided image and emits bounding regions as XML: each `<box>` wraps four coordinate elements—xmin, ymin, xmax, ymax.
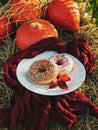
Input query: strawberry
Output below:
<box><xmin>57</xmin><ymin>75</ymin><xmax>71</xmax><ymax>82</ymax></box>
<box><xmin>49</xmin><ymin>79</ymin><xmax>58</xmax><ymax>89</ymax></box>
<box><xmin>57</xmin><ymin>80</ymin><xmax>69</xmax><ymax>90</ymax></box>
<box><xmin>48</xmin><ymin>75</ymin><xmax>71</xmax><ymax>90</ymax></box>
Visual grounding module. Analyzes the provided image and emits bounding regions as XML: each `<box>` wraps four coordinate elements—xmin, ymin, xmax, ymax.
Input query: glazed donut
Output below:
<box><xmin>28</xmin><ymin>59</ymin><xmax>58</xmax><ymax>84</ymax></box>
<box><xmin>50</xmin><ymin>54</ymin><xmax>74</xmax><ymax>76</ymax></box>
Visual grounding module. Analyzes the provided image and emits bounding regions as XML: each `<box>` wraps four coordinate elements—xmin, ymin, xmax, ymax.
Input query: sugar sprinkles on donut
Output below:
<box><xmin>50</xmin><ymin>54</ymin><xmax>74</xmax><ymax>76</ymax></box>
<box><xmin>28</xmin><ymin>59</ymin><xmax>58</xmax><ymax>84</ymax></box>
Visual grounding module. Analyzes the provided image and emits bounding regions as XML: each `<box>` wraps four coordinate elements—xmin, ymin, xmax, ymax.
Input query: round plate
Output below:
<box><xmin>16</xmin><ymin>51</ymin><xmax>86</xmax><ymax>96</ymax></box>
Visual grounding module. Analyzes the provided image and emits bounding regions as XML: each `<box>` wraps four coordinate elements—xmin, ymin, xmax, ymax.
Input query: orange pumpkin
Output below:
<box><xmin>0</xmin><ymin>14</ymin><xmax>13</xmax><ymax>45</ymax></box>
<box><xmin>9</xmin><ymin>0</ymin><xmax>42</xmax><ymax>26</ymax></box>
<box><xmin>16</xmin><ymin>19</ymin><xmax>58</xmax><ymax>50</ymax></box>
<box><xmin>46</xmin><ymin>0</ymin><xmax>80</xmax><ymax>32</ymax></box>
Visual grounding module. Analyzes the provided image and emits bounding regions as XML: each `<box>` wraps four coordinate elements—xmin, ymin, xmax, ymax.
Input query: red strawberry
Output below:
<box><xmin>57</xmin><ymin>75</ymin><xmax>71</xmax><ymax>82</ymax></box>
<box><xmin>49</xmin><ymin>79</ymin><xmax>58</xmax><ymax>89</ymax></box>
<box><xmin>58</xmin><ymin>80</ymin><xmax>69</xmax><ymax>90</ymax></box>
<box><xmin>0</xmin><ymin>14</ymin><xmax>13</xmax><ymax>45</ymax></box>
<box><xmin>48</xmin><ymin>76</ymin><xmax>70</xmax><ymax>90</ymax></box>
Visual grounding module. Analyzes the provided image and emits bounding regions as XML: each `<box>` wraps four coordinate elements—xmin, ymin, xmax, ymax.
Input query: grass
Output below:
<box><xmin>75</xmin><ymin>0</ymin><xmax>98</xmax><ymax>27</ymax></box>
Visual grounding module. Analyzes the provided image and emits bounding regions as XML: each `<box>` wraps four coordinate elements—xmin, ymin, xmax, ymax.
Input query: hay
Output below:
<box><xmin>0</xmin><ymin>0</ymin><xmax>98</xmax><ymax>130</ymax></box>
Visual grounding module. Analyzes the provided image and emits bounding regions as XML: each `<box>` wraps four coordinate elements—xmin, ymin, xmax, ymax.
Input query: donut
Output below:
<box><xmin>50</xmin><ymin>54</ymin><xmax>74</xmax><ymax>76</ymax></box>
<box><xmin>28</xmin><ymin>59</ymin><xmax>58</xmax><ymax>84</ymax></box>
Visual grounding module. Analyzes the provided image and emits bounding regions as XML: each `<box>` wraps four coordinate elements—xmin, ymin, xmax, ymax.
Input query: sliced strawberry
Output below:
<box><xmin>49</xmin><ymin>79</ymin><xmax>58</xmax><ymax>89</ymax></box>
<box><xmin>57</xmin><ymin>75</ymin><xmax>71</xmax><ymax>82</ymax></box>
<box><xmin>58</xmin><ymin>80</ymin><xmax>69</xmax><ymax>90</ymax></box>
<box><xmin>49</xmin><ymin>76</ymin><xmax>70</xmax><ymax>90</ymax></box>
<box><xmin>59</xmin><ymin>85</ymin><xmax>69</xmax><ymax>90</ymax></box>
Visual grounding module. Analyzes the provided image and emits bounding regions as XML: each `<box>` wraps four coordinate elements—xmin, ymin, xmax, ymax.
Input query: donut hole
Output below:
<box><xmin>56</xmin><ymin>60</ymin><xmax>63</xmax><ymax>65</ymax></box>
<box><xmin>39</xmin><ymin>67</ymin><xmax>47</xmax><ymax>73</ymax></box>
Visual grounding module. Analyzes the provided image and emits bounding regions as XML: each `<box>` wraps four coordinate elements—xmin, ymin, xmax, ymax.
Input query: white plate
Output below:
<box><xmin>16</xmin><ymin>51</ymin><xmax>86</xmax><ymax>96</ymax></box>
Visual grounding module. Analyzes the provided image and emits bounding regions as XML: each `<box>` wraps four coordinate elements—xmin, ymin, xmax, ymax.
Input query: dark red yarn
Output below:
<box><xmin>0</xmin><ymin>37</ymin><xmax>97</xmax><ymax>130</ymax></box>
<box><xmin>66</xmin><ymin>36</ymin><xmax>96</xmax><ymax>73</ymax></box>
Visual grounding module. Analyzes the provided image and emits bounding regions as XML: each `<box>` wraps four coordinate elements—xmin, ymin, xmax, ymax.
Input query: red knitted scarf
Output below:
<box><xmin>0</xmin><ymin>36</ymin><xmax>97</xmax><ymax>130</ymax></box>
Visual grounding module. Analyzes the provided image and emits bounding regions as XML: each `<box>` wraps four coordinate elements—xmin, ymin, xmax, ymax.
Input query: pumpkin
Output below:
<box><xmin>16</xmin><ymin>19</ymin><xmax>58</xmax><ymax>50</ymax></box>
<box><xmin>46</xmin><ymin>0</ymin><xmax>80</xmax><ymax>32</ymax></box>
<box><xmin>0</xmin><ymin>14</ymin><xmax>13</xmax><ymax>45</ymax></box>
<box><xmin>9</xmin><ymin>0</ymin><xmax>42</xmax><ymax>26</ymax></box>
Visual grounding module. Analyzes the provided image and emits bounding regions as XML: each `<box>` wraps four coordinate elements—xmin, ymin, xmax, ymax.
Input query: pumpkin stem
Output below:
<box><xmin>30</xmin><ymin>22</ymin><xmax>38</xmax><ymax>28</ymax></box>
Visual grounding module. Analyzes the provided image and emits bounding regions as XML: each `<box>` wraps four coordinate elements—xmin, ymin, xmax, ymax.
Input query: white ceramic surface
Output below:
<box><xmin>16</xmin><ymin>51</ymin><xmax>86</xmax><ymax>96</ymax></box>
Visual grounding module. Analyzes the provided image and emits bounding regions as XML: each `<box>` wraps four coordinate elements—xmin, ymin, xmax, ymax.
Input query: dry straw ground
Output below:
<box><xmin>0</xmin><ymin>0</ymin><xmax>98</xmax><ymax>130</ymax></box>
